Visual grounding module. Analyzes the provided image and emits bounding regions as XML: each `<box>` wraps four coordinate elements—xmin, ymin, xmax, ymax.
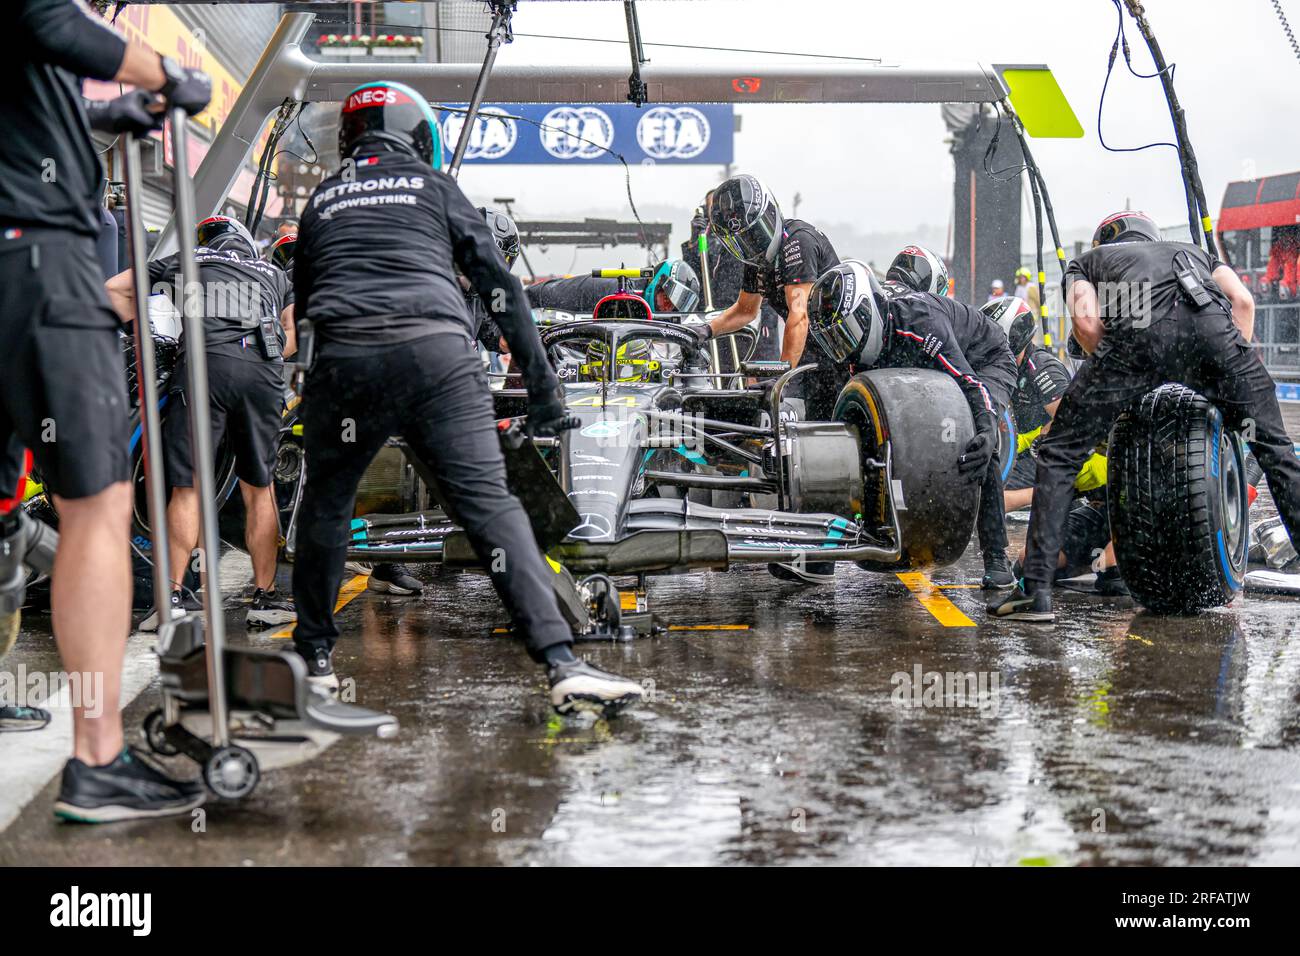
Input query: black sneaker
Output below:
<box><xmin>766</xmin><ymin>560</ymin><xmax>837</xmax><ymax>584</ymax></box>
<box><xmin>1094</xmin><ymin>565</ymin><xmax>1130</xmax><ymax>597</ymax></box>
<box><xmin>987</xmin><ymin>585</ymin><xmax>1055</xmax><ymax>622</ymax></box>
<box><xmin>368</xmin><ymin>563</ymin><xmax>423</xmax><ymax>595</ymax></box>
<box><xmin>0</xmin><ymin>704</ymin><xmax>51</xmax><ymax>732</ymax></box>
<box><xmin>139</xmin><ymin>589</ymin><xmax>201</xmax><ymax>632</ymax></box>
<box><xmin>548</xmin><ymin>658</ymin><xmax>645</xmax><ymax>717</ymax></box>
<box><xmin>246</xmin><ymin>588</ymin><xmax>297</xmax><ymax>628</ymax></box>
<box><xmin>981</xmin><ymin>550</ymin><xmax>1016</xmax><ymax>590</ymax></box>
<box><xmin>300</xmin><ymin>646</ymin><xmax>339</xmax><ymax>697</ymax></box>
<box><xmin>53</xmin><ymin>746</ymin><xmax>205</xmax><ymax>823</ymax></box>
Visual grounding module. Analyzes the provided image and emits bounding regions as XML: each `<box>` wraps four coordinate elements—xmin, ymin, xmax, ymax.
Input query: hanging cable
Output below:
<box><xmin>1273</xmin><ymin>0</ymin><xmax>1300</xmax><ymax>64</ymax></box>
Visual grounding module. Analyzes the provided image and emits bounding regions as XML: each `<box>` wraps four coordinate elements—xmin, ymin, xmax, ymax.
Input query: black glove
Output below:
<box><xmin>527</xmin><ymin>384</ymin><xmax>578</xmax><ymax>438</ymax></box>
<box><xmin>958</xmin><ymin>413</ymin><xmax>996</xmax><ymax>481</ymax></box>
<box><xmin>159</xmin><ymin>56</ymin><xmax>212</xmax><ymax>116</ymax></box>
<box><xmin>686</xmin><ymin>322</ymin><xmax>714</xmax><ymax>350</ymax></box>
<box><xmin>85</xmin><ymin>90</ymin><xmax>164</xmax><ymax>136</ymax></box>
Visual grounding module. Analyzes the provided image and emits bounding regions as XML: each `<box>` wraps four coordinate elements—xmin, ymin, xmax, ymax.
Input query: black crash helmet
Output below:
<box><xmin>981</xmin><ymin>295</ymin><xmax>1037</xmax><ymax>357</ymax></box>
<box><xmin>196</xmin><ymin>216</ymin><xmax>256</xmax><ymax>259</ymax></box>
<box><xmin>807</xmin><ymin>259</ymin><xmax>887</xmax><ymax>366</ymax></box>
<box><xmin>709</xmin><ymin>174</ymin><xmax>782</xmax><ymax>265</ymax></box>
<box><xmin>886</xmin><ymin>244</ymin><xmax>950</xmax><ymax>295</ymax></box>
<box><xmin>338</xmin><ymin>80</ymin><xmax>442</xmax><ymax>169</ymax></box>
<box><xmin>268</xmin><ymin>233</ymin><xmax>296</xmax><ymax>273</ymax></box>
<box><xmin>478</xmin><ymin>207</ymin><xmax>521</xmax><ymax>271</ymax></box>
<box><xmin>1092</xmin><ymin>210</ymin><xmax>1160</xmax><ymax>247</ymax></box>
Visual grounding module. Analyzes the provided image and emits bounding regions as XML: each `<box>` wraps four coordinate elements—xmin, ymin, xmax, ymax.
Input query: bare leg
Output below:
<box><xmin>51</xmin><ymin>482</ymin><xmax>132</xmax><ymax>766</ymax></box>
<box><xmin>241</xmin><ymin>481</ymin><xmax>279</xmax><ymax>590</ymax></box>
<box><xmin>1004</xmin><ymin>487</ymin><xmax>1034</xmax><ymax>512</ymax></box>
<box><xmin>165</xmin><ymin>486</ymin><xmax>200</xmax><ymax>591</ymax></box>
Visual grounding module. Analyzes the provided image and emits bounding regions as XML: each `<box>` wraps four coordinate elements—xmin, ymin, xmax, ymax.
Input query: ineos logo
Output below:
<box><xmin>636</xmin><ymin>107</ymin><xmax>710</xmax><ymax>160</ymax></box>
<box><xmin>540</xmin><ymin>107</ymin><xmax>614</xmax><ymax>159</ymax></box>
<box><xmin>441</xmin><ymin>107</ymin><xmax>517</xmax><ymax>160</ymax></box>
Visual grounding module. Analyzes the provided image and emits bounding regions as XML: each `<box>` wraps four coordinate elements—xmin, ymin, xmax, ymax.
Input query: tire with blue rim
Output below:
<box><xmin>1108</xmin><ymin>384</ymin><xmax>1247</xmax><ymax>614</ymax></box>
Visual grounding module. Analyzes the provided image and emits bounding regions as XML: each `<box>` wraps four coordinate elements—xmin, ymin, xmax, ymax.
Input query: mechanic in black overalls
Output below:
<box><xmin>990</xmin><ymin>211</ymin><xmax>1300</xmax><ymax>622</ymax></box>
<box><xmin>107</xmin><ymin>216</ymin><xmax>298</xmax><ymax>631</ymax></box>
<box><xmin>808</xmin><ymin>261</ymin><xmax>1018</xmax><ymax>588</ymax></box>
<box><xmin>698</xmin><ymin>175</ymin><xmax>842</xmax><ymax>417</ymax></box>
<box><xmin>0</xmin><ymin>0</ymin><xmax>210</xmax><ymax>819</ymax></box>
<box><xmin>693</xmin><ymin>176</ymin><xmax>843</xmax><ymax>584</ymax></box>
<box><xmin>682</xmin><ymin>190</ymin><xmax>782</xmax><ymax>360</ymax></box>
<box><xmin>984</xmin><ymin>296</ymin><xmax>1126</xmax><ymax>597</ymax></box>
<box><xmin>291</xmin><ymin>81</ymin><xmax>643</xmax><ymax>716</ymax></box>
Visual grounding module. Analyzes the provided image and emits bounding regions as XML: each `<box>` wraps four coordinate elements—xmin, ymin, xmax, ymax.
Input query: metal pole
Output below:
<box><xmin>122</xmin><ymin>137</ymin><xmax>174</xmax><ymax>622</ymax></box>
<box><xmin>447</xmin><ymin>2</ymin><xmax>513</xmax><ymax>179</ymax></box>
<box><xmin>169</xmin><ymin>109</ymin><xmax>230</xmax><ymax>746</ymax></box>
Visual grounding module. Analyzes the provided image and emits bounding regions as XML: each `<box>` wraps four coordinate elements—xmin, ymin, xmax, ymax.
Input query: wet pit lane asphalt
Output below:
<box><xmin>3</xmin><ymin>519</ymin><xmax>1300</xmax><ymax>867</ymax></box>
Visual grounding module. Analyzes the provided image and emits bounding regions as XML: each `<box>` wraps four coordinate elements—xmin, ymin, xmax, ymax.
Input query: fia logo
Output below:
<box><xmin>636</xmin><ymin>107</ymin><xmax>711</xmax><ymax>160</ymax></box>
<box><xmin>540</xmin><ymin>107</ymin><xmax>614</xmax><ymax>159</ymax></box>
<box><xmin>441</xmin><ymin>106</ymin><xmax>517</xmax><ymax>160</ymax></box>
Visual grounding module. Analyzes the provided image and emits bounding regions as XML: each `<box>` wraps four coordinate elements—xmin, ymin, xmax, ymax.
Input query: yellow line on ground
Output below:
<box><xmin>895</xmin><ymin>572</ymin><xmax>976</xmax><ymax>627</ymax></box>
<box><xmin>666</xmin><ymin>624</ymin><xmax>751</xmax><ymax>631</ymax></box>
<box><xmin>269</xmin><ymin>574</ymin><xmax>368</xmax><ymax>639</ymax></box>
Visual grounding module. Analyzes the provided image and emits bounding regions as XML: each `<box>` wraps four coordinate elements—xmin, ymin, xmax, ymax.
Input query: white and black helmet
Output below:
<box><xmin>709</xmin><ymin>174</ymin><xmax>783</xmax><ymax>265</ymax></box>
<box><xmin>886</xmin><ymin>244</ymin><xmax>950</xmax><ymax>295</ymax></box>
<box><xmin>808</xmin><ymin>259</ymin><xmax>887</xmax><ymax>366</ymax></box>
<box><xmin>981</xmin><ymin>295</ymin><xmax>1037</xmax><ymax>357</ymax></box>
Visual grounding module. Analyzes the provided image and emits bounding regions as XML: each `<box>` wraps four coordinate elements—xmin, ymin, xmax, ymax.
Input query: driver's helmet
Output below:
<box><xmin>582</xmin><ymin>337</ymin><xmax>657</xmax><ymax>383</ymax></box>
<box><xmin>644</xmin><ymin>258</ymin><xmax>701</xmax><ymax>313</ymax></box>
<box><xmin>268</xmin><ymin>233</ymin><xmax>296</xmax><ymax>273</ymax></box>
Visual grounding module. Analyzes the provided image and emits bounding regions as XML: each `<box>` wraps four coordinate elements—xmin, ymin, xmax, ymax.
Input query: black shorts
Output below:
<box><xmin>0</xmin><ymin>232</ymin><xmax>130</xmax><ymax>499</ymax></box>
<box><xmin>164</xmin><ymin>350</ymin><xmax>284</xmax><ymax>489</ymax></box>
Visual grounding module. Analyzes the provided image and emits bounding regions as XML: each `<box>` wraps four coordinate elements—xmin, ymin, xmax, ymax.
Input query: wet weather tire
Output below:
<box><xmin>1108</xmin><ymin>384</ymin><xmax>1248</xmax><ymax>614</ymax></box>
<box><xmin>834</xmin><ymin>369</ymin><xmax>980</xmax><ymax>571</ymax></box>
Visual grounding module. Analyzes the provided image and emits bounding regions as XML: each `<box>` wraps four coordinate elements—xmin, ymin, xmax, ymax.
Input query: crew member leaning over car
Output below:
<box><xmin>291</xmin><ymin>81</ymin><xmax>644</xmax><ymax>716</ymax></box>
<box><xmin>693</xmin><ymin>175</ymin><xmax>842</xmax><ymax>418</ymax></box>
<box><xmin>689</xmin><ymin>175</ymin><xmax>841</xmax><ymax>585</ymax></box>
<box><xmin>989</xmin><ymin>210</ymin><xmax>1300</xmax><ymax>623</ymax></box>
<box><xmin>806</xmin><ymin>260</ymin><xmax>1019</xmax><ymax>590</ymax></box>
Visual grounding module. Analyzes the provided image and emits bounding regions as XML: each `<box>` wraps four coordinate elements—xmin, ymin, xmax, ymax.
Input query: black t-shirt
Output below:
<box><xmin>1064</xmin><ymin>240</ymin><xmax>1229</xmax><ymax>331</ymax></box>
<box><xmin>1011</xmin><ymin>345</ymin><xmax>1071</xmax><ymax>433</ymax></box>
<box><xmin>0</xmin><ymin>1</ymin><xmax>126</xmax><ymax>238</ymax></box>
<box><xmin>295</xmin><ymin>151</ymin><xmax>555</xmax><ymax>392</ymax></box>
<box><xmin>148</xmin><ymin>249</ymin><xmax>292</xmax><ymax>362</ymax></box>
<box><xmin>880</xmin><ymin>291</ymin><xmax>1015</xmax><ymax>425</ymax></box>
<box><xmin>740</xmin><ymin>219</ymin><xmax>839</xmax><ymax>364</ymax></box>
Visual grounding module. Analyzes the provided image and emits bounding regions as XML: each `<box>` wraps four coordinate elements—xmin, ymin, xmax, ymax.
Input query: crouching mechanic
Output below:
<box><xmin>292</xmin><ymin>81</ymin><xmax>644</xmax><ymax>715</ymax></box>
<box><xmin>984</xmin><ymin>296</ymin><xmax>1126</xmax><ymax>596</ymax></box>
<box><xmin>805</xmin><ymin>260</ymin><xmax>1019</xmax><ymax>588</ymax></box>
<box><xmin>107</xmin><ymin>216</ymin><xmax>298</xmax><ymax>629</ymax></box>
<box><xmin>991</xmin><ymin>210</ymin><xmax>1300</xmax><ymax>622</ymax></box>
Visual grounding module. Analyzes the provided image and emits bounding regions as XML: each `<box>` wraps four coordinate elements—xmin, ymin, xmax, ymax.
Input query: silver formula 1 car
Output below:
<box><xmin>273</xmin><ymin>294</ymin><xmax>1011</xmax><ymax>638</ymax></box>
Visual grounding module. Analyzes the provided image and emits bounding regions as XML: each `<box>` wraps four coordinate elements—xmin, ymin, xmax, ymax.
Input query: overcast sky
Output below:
<box><xmin>438</xmin><ymin>0</ymin><xmax>1299</xmax><ymax>272</ymax></box>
